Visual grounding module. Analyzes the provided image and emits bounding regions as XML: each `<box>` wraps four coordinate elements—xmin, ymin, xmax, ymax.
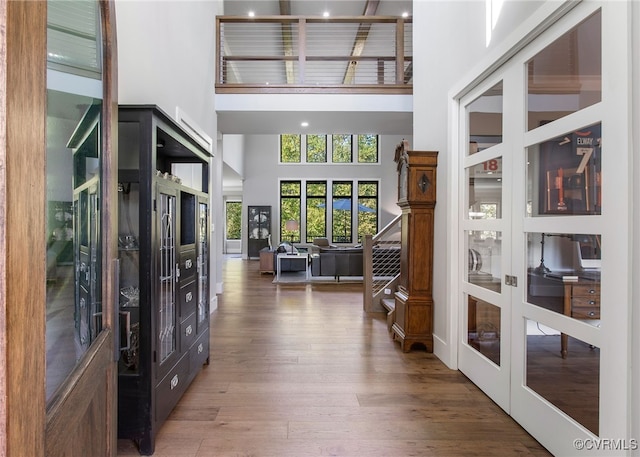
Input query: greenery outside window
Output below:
<box><xmin>280</xmin><ymin>181</ymin><xmax>301</xmax><ymax>243</ymax></box>
<box><xmin>281</xmin><ymin>134</ymin><xmax>301</xmax><ymax>163</ymax></box>
<box><xmin>306</xmin><ymin>181</ymin><xmax>327</xmax><ymax>242</ymax></box>
<box><xmin>357</xmin><ymin>134</ymin><xmax>378</xmax><ymax>163</ymax></box>
<box><xmin>332</xmin><ymin>181</ymin><xmax>353</xmax><ymax>243</ymax></box>
<box><xmin>357</xmin><ymin>181</ymin><xmax>378</xmax><ymax>242</ymax></box>
<box><xmin>306</xmin><ymin>135</ymin><xmax>327</xmax><ymax>163</ymax></box>
<box><xmin>225</xmin><ymin>201</ymin><xmax>241</xmax><ymax>240</ymax></box>
<box><xmin>332</xmin><ymin>134</ymin><xmax>352</xmax><ymax>163</ymax></box>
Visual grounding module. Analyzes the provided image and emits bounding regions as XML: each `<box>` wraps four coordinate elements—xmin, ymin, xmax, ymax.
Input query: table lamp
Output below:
<box><xmin>285</xmin><ymin>220</ymin><xmax>299</xmax><ymax>255</ymax></box>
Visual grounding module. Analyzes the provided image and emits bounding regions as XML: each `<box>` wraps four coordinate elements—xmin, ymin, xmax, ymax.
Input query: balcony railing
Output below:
<box><xmin>216</xmin><ymin>16</ymin><xmax>412</xmax><ymax>94</ymax></box>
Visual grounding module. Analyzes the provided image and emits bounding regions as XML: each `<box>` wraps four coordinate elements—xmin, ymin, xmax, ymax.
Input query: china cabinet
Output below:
<box><xmin>117</xmin><ymin>105</ymin><xmax>211</xmax><ymax>454</ymax></box>
<box><xmin>248</xmin><ymin>205</ymin><xmax>271</xmax><ymax>258</ymax></box>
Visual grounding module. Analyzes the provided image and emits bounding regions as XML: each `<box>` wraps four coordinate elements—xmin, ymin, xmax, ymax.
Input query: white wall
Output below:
<box><xmin>241</xmin><ymin>133</ymin><xmax>409</xmax><ymax>256</ymax></box>
<box><xmin>223</xmin><ymin>134</ymin><xmax>245</xmax><ymax>178</ymax></box>
<box><xmin>115</xmin><ymin>0</ymin><xmax>221</xmax><ymax>308</ymax></box>
<box><xmin>412</xmin><ymin>0</ymin><xmax>545</xmax><ymax>366</ymax></box>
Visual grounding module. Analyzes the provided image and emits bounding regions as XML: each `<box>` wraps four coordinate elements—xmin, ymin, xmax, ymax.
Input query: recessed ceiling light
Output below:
<box><xmin>248</xmin><ymin>11</ymin><xmax>255</xmax><ymax>17</ymax></box>
<box><xmin>323</xmin><ymin>11</ymin><xmax>330</xmax><ymax>17</ymax></box>
<box><xmin>402</xmin><ymin>12</ymin><xmax>409</xmax><ymax>18</ymax></box>
<box><xmin>301</xmin><ymin>122</ymin><xmax>309</xmax><ymax>127</ymax></box>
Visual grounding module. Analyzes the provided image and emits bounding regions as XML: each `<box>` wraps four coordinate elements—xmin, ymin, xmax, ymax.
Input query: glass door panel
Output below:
<box><xmin>197</xmin><ymin>199</ymin><xmax>209</xmax><ymax>331</ymax></box>
<box><xmin>467</xmin><ymin>294</ymin><xmax>501</xmax><ymax>366</ymax></box>
<box><xmin>526</xmin><ymin>10</ymin><xmax>602</xmax><ymax>130</ymax></box>
<box><xmin>157</xmin><ymin>188</ymin><xmax>177</xmax><ymax>365</ymax></box>
<box><xmin>525</xmin><ymin>319</ymin><xmax>600</xmax><ymax>436</ymax></box>
<box><xmin>467</xmin><ymin>81</ymin><xmax>503</xmax><ymax>155</ymax></box>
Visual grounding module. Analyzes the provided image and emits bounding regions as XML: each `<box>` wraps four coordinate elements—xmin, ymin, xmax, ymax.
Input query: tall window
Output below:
<box><xmin>357</xmin><ymin>134</ymin><xmax>378</xmax><ymax>163</ymax></box>
<box><xmin>306</xmin><ymin>181</ymin><xmax>327</xmax><ymax>242</ymax></box>
<box><xmin>225</xmin><ymin>201</ymin><xmax>241</xmax><ymax>240</ymax></box>
<box><xmin>306</xmin><ymin>134</ymin><xmax>327</xmax><ymax>163</ymax></box>
<box><xmin>357</xmin><ymin>181</ymin><xmax>378</xmax><ymax>241</ymax></box>
<box><xmin>280</xmin><ymin>181</ymin><xmax>301</xmax><ymax>242</ymax></box>
<box><xmin>332</xmin><ymin>134</ymin><xmax>352</xmax><ymax>163</ymax></box>
<box><xmin>332</xmin><ymin>181</ymin><xmax>353</xmax><ymax>243</ymax></box>
<box><xmin>280</xmin><ymin>134</ymin><xmax>301</xmax><ymax>162</ymax></box>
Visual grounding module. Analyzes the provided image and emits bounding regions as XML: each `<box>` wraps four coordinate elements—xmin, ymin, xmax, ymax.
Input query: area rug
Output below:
<box><xmin>272</xmin><ymin>271</ymin><xmax>363</xmax><ymax>285</ymax></box>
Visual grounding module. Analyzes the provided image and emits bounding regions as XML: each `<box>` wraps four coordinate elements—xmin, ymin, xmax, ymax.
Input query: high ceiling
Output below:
<box><xmin>217</xmin><ymin>0</ymin><xmax>414</xmax><ymax>137</ymax></box>
<box><xmin>222</xmin><ymin>0</ymin><xmax>413</xmax><ymax>18</ymax></box>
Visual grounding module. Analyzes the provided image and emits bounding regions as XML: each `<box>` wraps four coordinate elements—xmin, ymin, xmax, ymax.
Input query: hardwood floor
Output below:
<box><xmin>118</xmin><ymin>257</ymin><xmax>551</xmax><ymax>456</ymax></box>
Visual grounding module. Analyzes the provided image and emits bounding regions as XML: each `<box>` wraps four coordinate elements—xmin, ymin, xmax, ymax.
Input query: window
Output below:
<box><xmin>357</xmin><ymin>134</ymin><xmax>378</xmax><ymax>163</ymax></box>
<box><xmin>332</xmin><ymin>181</ymin><xmax>353</xmax><ymax>243</ymax></box>
<box><xmin>280</xmin><ymin>134</ymin><xmax>301</xmax><ymax>162</ymax></box>
<box><xmin>306</xmin><ymin>134</ymin><xmax>327</xmax><ymax>163</ymax></box>
<box><xmin>332</xmin><ymin>134</ymin><xmax>352</xmax><ymax>163</ymax></box>
<box><xmin>306</xmin><ymin>181</ymin><xmax>327</xmax><ymax>242</ymax></box>
<box><xmin>280</xmin><ymin>181</ymin><xmax>301</xmax><ymax>242</ymax></box>
<box><xmin>225</xmin><ymin>201</ymin><xmax>241</xmax><ymax>240</ymax></box>
<box><xmin>357</xmin><ymin>181</ymin><xmax>378</xmax><ymax>241</ymax></box>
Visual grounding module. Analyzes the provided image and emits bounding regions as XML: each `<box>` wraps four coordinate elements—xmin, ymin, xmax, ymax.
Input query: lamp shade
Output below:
<box><xmin>285</xmin><ymin>220</ymin><xmax>299</xmax><ymax>231</ymax></box>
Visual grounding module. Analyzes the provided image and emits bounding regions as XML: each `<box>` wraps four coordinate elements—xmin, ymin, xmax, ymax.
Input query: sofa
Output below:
<box><xmin>311</xmin><ymin>247</ymin><xmax>363</xmax><ymax>280</ymax></box>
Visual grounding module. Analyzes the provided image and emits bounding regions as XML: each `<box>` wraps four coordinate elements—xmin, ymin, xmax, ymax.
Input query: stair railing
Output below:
<box><xmin>363</xmin><ymin>214</ymin><xmax>401</xmax><ymax>312</ymax></box>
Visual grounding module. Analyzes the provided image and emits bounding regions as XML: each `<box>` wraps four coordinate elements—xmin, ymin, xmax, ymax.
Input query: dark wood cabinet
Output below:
<box><xmin>117</xmin><ymin>106</ymin><xmax>211</xmax><ymax>455</ymax></box>
<box><xmin>248</xmin><ymin>205</ymin><xmax>271</xmax><ymax>258</ymax></box>
<box><xmin>392</xmin><ymin>148</ymin><xmax>438</xmax><ymax>352</ymax></box>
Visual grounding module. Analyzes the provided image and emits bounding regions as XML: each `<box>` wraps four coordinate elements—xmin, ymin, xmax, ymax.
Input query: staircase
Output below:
<box><xmin>363</xmin><ymin>215</ymin><xmax>401</xmax><ymax>313</ymax></box>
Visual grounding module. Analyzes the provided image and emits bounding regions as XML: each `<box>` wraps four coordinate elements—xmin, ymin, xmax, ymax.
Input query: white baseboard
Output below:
<box><xmin>210</xmin><ymin>295</ymin><xmax>218</xmax><ymax>313</ymax></box>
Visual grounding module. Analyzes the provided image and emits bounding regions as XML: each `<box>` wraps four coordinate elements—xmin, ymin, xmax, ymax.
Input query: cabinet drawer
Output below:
<box><xmin>179</xmin><ymin>280</ymin><xmax>197</xmax><ymax>318</ymax></box>
<box><xmin>572</xmin><ymin>284</ymin><xmax>600</xmax><ymax>296</ymax></box>
<box><xmin>155</xmin><ymin>354</ymin><xmax>189</xmax><ymax>424</ymax></box>
<box><xmin>179</xmin><ymin>248</ymin><xmax>197</xmax><ymax>283</ymax></box>
<box><xmin>180</xmin><ymin>312</ymin><xmax>197</xmax><ymax>352</ymax></box>
<box><xmin>572</xmin><ymin>306</ymin><xmax>600</xmax><ymax>319</ymax></box>
<box><xmin>572</xmin><ymin>296</ymin><xmax>599</xmax><ymax>308</ymax></box>
<box><xmin>189</xmin><ymin>328</ymin><xmax>210</xmax><ymax>376</ymax></box>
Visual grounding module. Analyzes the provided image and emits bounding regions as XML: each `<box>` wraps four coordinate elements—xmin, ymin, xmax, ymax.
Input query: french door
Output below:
<box><xmin>457</xmin><ymin>2</ymin><xmax>631</xmax><ymax>455</ymax></box>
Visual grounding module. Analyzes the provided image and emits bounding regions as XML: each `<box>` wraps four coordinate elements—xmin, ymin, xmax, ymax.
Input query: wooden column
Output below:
<box><xmin>392</xmin><ymin>147</ymin><xmax>438</xmax><ymax>352</ymax></box>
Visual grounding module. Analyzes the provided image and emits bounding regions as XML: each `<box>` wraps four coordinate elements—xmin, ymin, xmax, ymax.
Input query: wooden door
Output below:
<box><xmin>45</xmin><ymin>2</ymin><xmax>119</xmax><ymax>456</ymax></box>
<box><xmin>0</xmin><ymin>1</ymin><xmax>118</xmax><ymax>455</ymax></box>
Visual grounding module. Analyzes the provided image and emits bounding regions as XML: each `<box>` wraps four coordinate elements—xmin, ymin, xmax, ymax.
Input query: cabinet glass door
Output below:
<box><xmin>197</xmin><ymin>198</ymin><xmax>209</xmax><ymax>331</ymax></box>
<box><xmin>157</xmin><ymin>185</ymin><xmax>177</xmax><ymax>366</ymax></box>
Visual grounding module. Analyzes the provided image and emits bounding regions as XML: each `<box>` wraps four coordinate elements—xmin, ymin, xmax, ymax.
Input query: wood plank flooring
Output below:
<box><xmin>118</xmin><ymin>257</ymin><xmax>551</xmax><ymax>457</ymax></box>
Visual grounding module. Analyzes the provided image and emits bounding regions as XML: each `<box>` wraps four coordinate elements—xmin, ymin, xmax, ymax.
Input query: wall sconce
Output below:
<box><xmin>285</xmin><ymin>220</ymin><xmax>299</xmax><ymax>255</ymax></box>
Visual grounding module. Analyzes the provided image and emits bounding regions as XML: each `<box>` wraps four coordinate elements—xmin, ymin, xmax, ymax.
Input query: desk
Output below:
<box><xmin>562</xmin><ymin>280</ymin><xmax>600</xmax><ymax>358</ymax></box>
<box><xmin>276</xmin><ymin>252</ymin><xmax>309</xmax><ymax>282</ymax></box>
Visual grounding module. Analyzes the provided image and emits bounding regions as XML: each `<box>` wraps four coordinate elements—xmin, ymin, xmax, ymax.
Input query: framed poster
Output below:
<box><xmin>537</xmin><ymin>125</ymin><xmax>601</xmax><ymax>215</ymax></box>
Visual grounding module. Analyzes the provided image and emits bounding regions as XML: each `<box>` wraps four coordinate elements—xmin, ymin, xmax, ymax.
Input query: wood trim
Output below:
<box><xmin>100</xmin><ymin>1</ymin><xmax>118</xmax><ymax>455</ymax></box>
<box><xmin>0</xmin><ymin>0</ymin><xmax>7</xmax><ymax>453</ymax></box>
<box><xmin>2</xmin><ymin>1</ymin><xmax>47</xmax><ymax>455</ymax></box>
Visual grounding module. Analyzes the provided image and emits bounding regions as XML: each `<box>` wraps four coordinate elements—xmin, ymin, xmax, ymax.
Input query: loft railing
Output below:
<box><xmin>216</xmin><ymin>16</ymin><xmax>412</xmax><ymax>94</ymax></box>
<box><xmin>363</xmin><ymin>214</ymin><xmax>402</xmax><ymax>313</ymax></box>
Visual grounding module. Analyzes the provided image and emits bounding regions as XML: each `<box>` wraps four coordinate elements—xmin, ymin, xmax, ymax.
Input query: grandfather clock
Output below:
<box><xmin>392</xmin><ymin>143</ymin><xmax>438</xmax><ymax>352</ymax></box>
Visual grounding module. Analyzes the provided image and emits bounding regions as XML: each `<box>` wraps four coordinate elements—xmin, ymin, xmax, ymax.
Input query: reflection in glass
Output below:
<box><xmin>467</xmin><ymin>81</ymin><xmax>503</xmax><ymax>155</ymax></box>
<box><xmin>46</xmin><ymin>92</ymin><xmax>102</xmax><ymax>400</ymax></box>
<box><xmin>527</xmin><ymin>123</ymin><xmax>601</xmax><ymax>217</ymax></box>
<box><xmin>527</xmin><ymin>10</ymin><xmax>601</xmax><ymax>130</ymax></box>
<box><xmin>468</xmin><ymin>158</ymin><xmax>502</xmax><ymax>219</ymax></box>
<box><xmin>526</xmin><ymin>319</ymin><xmax>599</xmax><ymax>435</ymax></box>
<box><xmin>467</xmin><ymin>295</ymin><xmax>500</xmax><ymax>365</ymax></box>
<box><xmin>467</xmin><ymin>231</ymin><xmax>502</xmax><ymax>293</ymax></box>
<box><xmin>527</xmin><ymin>232</ymin><xmax>601</xmax><ymax>327</ymax></box>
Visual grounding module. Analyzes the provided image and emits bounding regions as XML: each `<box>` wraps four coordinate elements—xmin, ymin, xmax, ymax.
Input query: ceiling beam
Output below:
<box><xmin>342</xmin><ymin>0</ymin><xmax>379</xmax><ymax>85</ymax></box>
